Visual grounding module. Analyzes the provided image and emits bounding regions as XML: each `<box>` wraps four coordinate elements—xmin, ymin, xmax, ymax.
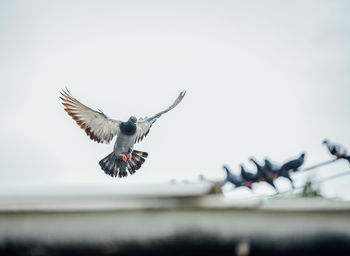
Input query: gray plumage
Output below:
<box><xmin>60</xmin><ymin>88</ymin><xmax>186</xmax><ymax>178</ymax></box>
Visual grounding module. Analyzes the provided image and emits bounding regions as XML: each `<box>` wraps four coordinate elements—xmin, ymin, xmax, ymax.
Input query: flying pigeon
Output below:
<box><xmin>222</xmin><ymin>165</ymin><xmax>253</xmax><ymax>189</ymax></box>
<box><xmin>60</xmin><ymin>88</ymin><xmax>186</xmax><ymax>178</ymax></box>
<box><xmin>249</xmin><ymin>158</ymin><xmax>278</xmax><ymax>192</ymax></box>
<box><xmin>323</xmin><ymin>139</ymin><xmax>350</xmax><ymax>162</ymax></box>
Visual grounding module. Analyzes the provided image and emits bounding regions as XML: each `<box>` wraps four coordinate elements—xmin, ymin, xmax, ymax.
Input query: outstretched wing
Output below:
<box><xmin>60</xmin><ymin>88</ymin><xmax>121</xmax><ymax>143</ymax></box>
<box><xmin>134</xmin><ymin>90</ymin><xmax>186</xmax><ymax>143</ymax></box>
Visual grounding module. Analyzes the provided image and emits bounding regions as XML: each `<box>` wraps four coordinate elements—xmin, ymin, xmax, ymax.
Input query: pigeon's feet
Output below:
<box><xmin>128</xmin><ymin>154</ymin><xmax>132</xmax><ymax>161</ymax></box>
<box><xmin>243</xmin><ymin>181</ymin><xmax>253</xmax><ymax>187</ymax></box>
<box><xmin>120</xmin><ymin>154</ymin><xmax>127</xmax><ymax>162</ymax></box>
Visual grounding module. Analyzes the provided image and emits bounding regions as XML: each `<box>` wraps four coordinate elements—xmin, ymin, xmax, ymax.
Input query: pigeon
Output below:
<box><xmin>279</xmin><ymin>153</ymin><xmax>305</xmax><ymax>173</ymax></box>
<box><xmin>249</xmin><ymin>158</ymin><xmax>278</xmax><ymax>192</ymax></box>
<box><xmin>60</xmin><ymin>88</ymin><xmax>186</xmax><ymax>178</ymax></box>
<box><xmin>263</xmin><ymin>159</ymin><xmax>280</xmax><ymax>174</ymax></box>
<box><xmin>264</xmin><ymin>158</ymin><xmax>295</xmax><ymax>188</ymax></box>
<box><xmin>222</xmin><ymin>165</ymin><xmax>252</xmax><ymax>189</ymax></box>
<box><xmin>277</xmin><ymin>153</ymin><xmax>305</xmax><ymax>188</ymax></box>
<box><xmin>240</xmin><ymin>164</ymin><xmax>258</xmax><ymax>186</ymax></box>
<box><xmin>323</xmin><ymin>139</ymin><xmax>350</xmax><ymax>162</ymax></box>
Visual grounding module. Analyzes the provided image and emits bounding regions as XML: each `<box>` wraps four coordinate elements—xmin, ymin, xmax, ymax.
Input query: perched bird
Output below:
<box><xmin>278</xmin><ymin>153</ymin><xmax>305</xmax><ymax>188</ymax></box>
<box><xmin>240</xmin><ymin>164</ymin><xmax>258</xmax><ymax>185</ymax></box>
<box><xmin>222</xmin><ymin>165</ymin><xmax>252</xmax><ymax>189</ymax></box>
<box><xmin>263</xmin><ymin>159</ymin><xmax>280</xmax><ymax>174</ymax></box>
<box><xmin>279</xmin><ymin>153</ymin><xmax>305</xmax><ymax>173</ymax></box>
<box><xmin>323</xmin><ymin>139</ymin><xmax>350</xmax><ymax>162</ymax></box>
<box><xmin>60</xmin><ymin>88</ymin><xmax>186</xmax><ymax>178</ymax></box>
<box><xmin>249</xmin><ymin>158</ymin><xmax>278</xmax><ymax>192</ymax></box>
<box><xmin>264</xmin><ymin>158</ymin><xmax>294</xmax><ymax>188</ymax></box>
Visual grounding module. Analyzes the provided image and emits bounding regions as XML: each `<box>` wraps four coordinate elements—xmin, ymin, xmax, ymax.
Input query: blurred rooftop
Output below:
<box><xmin>1</xmin><ymin>182</ymin><xmax>350</xmax><ymax>255</ymax></box>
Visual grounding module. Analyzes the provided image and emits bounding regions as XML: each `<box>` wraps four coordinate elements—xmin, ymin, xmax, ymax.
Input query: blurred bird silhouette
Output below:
<box><xmin>277</xmin><ymin>153</ymin><xmax>305</xmax><ymax>188</ymax></box>
<box><xmin>222</xmin><ymin>165</ymin><xmax>253</xmax><ymax>189</ymax></box>
<box><xmin>240</xmin><ymin>164</ymin><xmax>258</xmax><ymax>184</ymax></box>
<box><xmin>280</xmin><ymin>153</ymin><xmax>306</xmax><ymax>172</ymax></box>
<box><xmin>249</xmin><ymin>158</ymin><xmax>278</xmax><ymax>192</ymax></box>
<box><xmin>323</xmin><ymin>139</ymin><xmax>350</xmax><ymax>163</ymax></box>
<box><xmin>263</xmin><ymin>159</ymin><xmax>280</xmax><ymax>174</ymax></box>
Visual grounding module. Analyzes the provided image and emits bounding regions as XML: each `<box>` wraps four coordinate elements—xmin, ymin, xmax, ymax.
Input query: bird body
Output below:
<box><xmin>265</xmin><ymin>158</ymin><xmax>292</xmax><ymax>188</ymax></box>
<box><xmin>263</xmin><ymin>159</ymin><xmax>280</xmax><ymax>181</ymax></box>
<box><xmin>223</xmin><ymin>165</ymin><xmax>252</xmax><ymax>189</ymax></box>
<box><xmin>276</xmin><ymin>153</ymin><xmax>305</xmax><ymax>188</ymax></box>
<box><xmin>264</xmin><ymin>159</ymin><xmax>280</xmax><ymax>173</ymax></box>
<box><xmin>323</xmin><ymin>139</ymin><xmax>349</xmax><ymax>162</ymax></box>
<box><xmin>280</xmin><ymin>153</ymin><xmax>305</xmax><ymax>172</ymax></box>
<box><xmin>60</xmin><ymin>88</ymin><xmax>186</xmax><ymax>178</ymax></box>
<box><xmin>113</xmin><ymin>119</ymin><xmax>137</xmax><ymax>155</ymax></box>
<box><xmin>250</xmin><ymin>158</ymin><xmax>278</xmax><ymax>192</ymax></box>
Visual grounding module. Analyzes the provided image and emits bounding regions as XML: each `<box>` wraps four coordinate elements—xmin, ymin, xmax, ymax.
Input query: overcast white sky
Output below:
<box><xmin>0</xmin><ymin>0</ymin><xmax>349</xmax><ymax>199</ymax></box>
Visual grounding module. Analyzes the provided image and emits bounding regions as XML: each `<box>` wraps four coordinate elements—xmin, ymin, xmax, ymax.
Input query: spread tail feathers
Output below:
<box><xmin>99</xmin><ymin>150</ymin><xmax>148</xmax><ymax>178</ymax></box>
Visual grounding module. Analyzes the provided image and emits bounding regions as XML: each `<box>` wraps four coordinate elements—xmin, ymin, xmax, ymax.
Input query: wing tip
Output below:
<box><xmin>59</xmin><ymin>87</ymin><xmax>74</xmax><ymax>100</ymax></box>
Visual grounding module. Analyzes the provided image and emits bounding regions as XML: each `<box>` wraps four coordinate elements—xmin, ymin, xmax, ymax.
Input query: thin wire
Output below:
<box><xmin>298</xmin><ymin>158</ymin><xmax>339</xmax><ymax>173</ymax></box>
<box><xmin>231</xmin><ymin>170</ymin><xmax>350</xmax><ymax>200</ymax></box>
<box><xmin>313</xmin><ymin>170</ymin><xmax>350</xmax><ymax>185</ymax></box>
<box><xmin>267</xmin><ymin>170</ymin><xmax>350</xmax><ymax>198</ymax></box>
<box><xmin>225</xmin><ymin>158</ymin><xmax>339</xmax><ymax>193</ymax></box>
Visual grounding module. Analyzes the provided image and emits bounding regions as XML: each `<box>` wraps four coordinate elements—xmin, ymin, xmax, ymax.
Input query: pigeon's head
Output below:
<box><xmin>322</xmin><ymin>139</ymin><xmax>329</xmax><ymax>145</ymax></box>
<box><xmin>128</xmin><ymin>116</ymin><xmax>137</xmax><ymax>123</ymax></box>
<box><xmin>264</xmin><ymin>159</ymin><xmax>271</xmax><ymax>167</ymax></box>
<box><xmin>222</xmin><ymin>165</ymin><xmax>232</xmax><ymax>175</ymax></box>
<box><xmin>300</xmin><ymin>152</ymin><xmax>306</xmax><ymax>158</ymax></box>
